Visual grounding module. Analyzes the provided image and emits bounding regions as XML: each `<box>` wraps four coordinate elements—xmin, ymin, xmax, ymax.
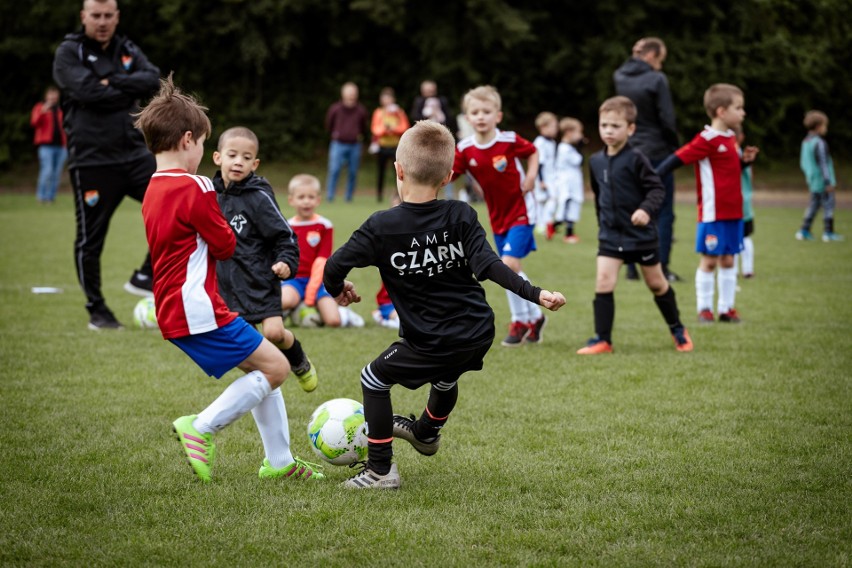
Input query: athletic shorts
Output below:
<box><xmin>494</xmin><ymin>224</ymin><xmax>537</xmax><ymax>259</ymax></box>
<box><xmin>169</xmin><ymin>317</ymin><xmax>263</xmax><ymax>378</ymax></box>
<box><xmin>362</xmin><ymin>340</ymin><xmax>492</xmax><ymax>391</ymax></box>
<box><xmin>377</xmin><ymin>302</ymin><xmax>396</xmax><ymax>320</ymax></box>
<box><xmin>696</xmin><ymin>220</ymin><xmax>744</xmax><ymax>256</ymax></box>
<box><xmin>598</xmin><ymin>247</ymin><xmax>660</xmax><ymax>266</ymax></box>
<box><xmin>281</xmin><ymin>276</ymin><xmax>332</xmax><ymax>302</ymax></box>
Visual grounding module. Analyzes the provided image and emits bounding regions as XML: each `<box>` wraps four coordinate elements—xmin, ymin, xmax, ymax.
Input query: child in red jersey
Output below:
<box><xmin>656</xmin><ymin>84</ymin><xmax>759</xmax><ymax>324</ymax></box>
<box><xmin>282</xmin><ymin>174</ymin><xmax>364</xmax><ymax>327</ymax></box>
<box><xmin>136</xmin><ymin>76</ymin><xmax>324</xmax><ymax>484</ymax></box>
<box><xmin>452</xmin><ymin>86</ymin><xmax>544</xmax><ymax>347</ymax></box>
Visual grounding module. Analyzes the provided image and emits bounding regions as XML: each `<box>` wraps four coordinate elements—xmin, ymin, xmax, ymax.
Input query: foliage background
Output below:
<box><xmin>2</xmin><ymin>0</ymin><xmax>851</xmax><ymax>167</ymax></box>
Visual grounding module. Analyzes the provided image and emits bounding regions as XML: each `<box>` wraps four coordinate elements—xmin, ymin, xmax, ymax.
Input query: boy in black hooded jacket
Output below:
<box><xmin>213</xmin><ymin>127</ymin><xmax>318</xmax><ymax>392</ymax></box>
<box><xmin>578</xmin><ymin>97</ymin><xmax>692</xmax><ymax>355</ymax></box>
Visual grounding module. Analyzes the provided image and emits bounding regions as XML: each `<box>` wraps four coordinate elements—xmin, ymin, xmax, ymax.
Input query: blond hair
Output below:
<box><xmin>462</xmin><ymin>85</ymin><xmax>501</xmax><ymax>113</ymax></box>
<box><xmin>535</xmin><ymin>112</ymin><xmax>557</xmax><ymax>129</ymax></box>
<box><xmin>134</xmin><ymin>74</ymin><xmax>211</xmax><ymax>154</ymax></box>
<box><xmin>288</xmin><ymin>174</ymin><xmax>321</xmax><ymax>196</ymax></box>
<box><xmin>803</xmin><ymin>110</ymin><xmax>828</xmax><ymax>131</ymax></box>
<box><xmin>599</xmin><ymin>96</ymin><xmax>637</xmax><ymax>124</ymax></box>
<box><xmin>217</xmin><ymin>126</ymin><xmax>259</xmax><ymax>153</ymax></box>
<box><xmin>559</xmin><ymin>117</ymin><xmax>583</xmax><ymax>134</ymax></box>
<box><xmin>395</xmin><ymin>121</ymin><xmax>455</xmax><ymax>187</ymax></box>
<box><xmin>703</xmin><ymin>83</ymin><xmax>743</xmax><ymax>119</ymax></box>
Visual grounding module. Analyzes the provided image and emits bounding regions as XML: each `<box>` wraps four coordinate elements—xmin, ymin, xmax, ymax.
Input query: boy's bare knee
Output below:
<box><xmin>264</xmin><ymin>328</ymin><xmax>287</xmax><ymax>346</ymax></box>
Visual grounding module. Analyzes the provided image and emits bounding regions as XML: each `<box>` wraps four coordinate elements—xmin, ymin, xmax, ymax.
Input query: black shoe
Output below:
<box><xmin>124</xmin><ymin>270</ymin><xmax>154</xmax><ymax>297</ymax></box>
<box><xmin>88</xmin><ymin>307</ymin><xmax>124</xmax><ymax>331</ymax></box>
<box><xmin>665</xmin><ymin>269</ymin><xmax>682</xmax><ymax>282</ymax></box>
<box><xmin>626</xmin><ymin>264</ymin><xmax>639</xmax><ymax>281</ymax></box>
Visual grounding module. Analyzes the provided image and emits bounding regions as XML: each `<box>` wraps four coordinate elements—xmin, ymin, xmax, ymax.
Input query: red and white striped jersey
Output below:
<box><xmin>675</xmin><ymin>126</ymin><xmax>744</xmax><ymax>222</ymax></box>
<box><xmin>453</xmin><ymin>130</ymin><xmax>538</xmax><ymax>234</ymax></box>
<box><xmin>289</xmin><ymin>214</ymin><xmax>334</xmax><ymax>278</ymax></box>
<box><xmin>142</xmin><ymin>170</ymin><xmax>237</xmax><ymax>339</ymax></box>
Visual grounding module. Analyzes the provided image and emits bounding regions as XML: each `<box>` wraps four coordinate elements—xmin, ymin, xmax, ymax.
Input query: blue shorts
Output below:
<box><xmin>281</xmin><ymin>276</ymin><xmax>331</xmax><ymax>302</ymax></box>
<box><xmin>494</xmin><ymin>224</ymin><xmax>537</xmax><ymax>259</ymax></box>
<box><xmin>696</xmin><ymin>220</ymin><xmax>744</xmax><ymax>256</ymax></box>
<box><xmin>170</xmin><ymin>317</ymin><xmax>263</xmax><ymax>378</ymax></box>
<box><xmin>377</xmin><ymin>302</ymin><xmax>396</xmax><ymax>320</ymax></box>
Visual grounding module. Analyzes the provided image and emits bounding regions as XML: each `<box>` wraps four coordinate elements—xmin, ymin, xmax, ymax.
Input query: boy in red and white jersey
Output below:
<box><xmin>656</xmin><ymin>83</ymin><xmax>759</xmax><ymax>323</ymax></box>
<box><xmin>452</xmin><ymin>85</ymin><xmax>544</xmax><ymax>347</ymax></box>
<box><xmin>137</xmin><ymin>76</ymin><xmax>324</xmax><ymax>484</ymax></box>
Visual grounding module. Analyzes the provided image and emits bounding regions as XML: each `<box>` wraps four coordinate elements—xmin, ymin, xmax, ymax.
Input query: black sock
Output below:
<box><xmin>566</xmin><ymin>222</ymin><xmax>574</xmax><ymax>237</ymax></box>
<box><xmin>593</xmin><ymin>292</ymin><xmax>614</xmax><ymax>343</ymax></box>
<box><xmin>654</xmin><ymin>286</ymin><xmax>682</xmax><ymax>332</ymax></box>
<box><xmin>281</xmin><ymin>338</ymin><xmax>308</xmax><ymax>371</ymax></box>
<box><xmin>362</xmin><ymin>384</ymin><xmax>393</xmax><ymax>474</ymax></box>
<box><xmin>826</xmin><ymin>217</ymin><xmax>834</xmax><ymax>234</ymax></box>
<box><xmin>415</xmin><ymin>384</ymin><xmax>458</xmax><ymax>440</ymax></box>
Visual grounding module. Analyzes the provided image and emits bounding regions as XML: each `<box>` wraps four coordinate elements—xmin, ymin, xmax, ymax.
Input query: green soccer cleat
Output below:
<box><xmin>258</xmin><ymin>457</ymin><xmax>325</xmax><ymax>480</ymax></box>
<box><xmin>172</xmin><ymin>415</ymin><xmax>215</xmax><ymax>483</ymax></box>
<box><xmin>293</xmin><ymin>356</ymin><xmax>318</xmax><ymax>392</ymax></box>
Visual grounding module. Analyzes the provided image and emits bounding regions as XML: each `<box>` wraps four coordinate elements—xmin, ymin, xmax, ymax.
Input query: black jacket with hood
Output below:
<box><xmin>213</xmin><ymin>172</ymin><xmax>299</xmax><ymax>323</ymax></box>
<box><xmin>53</xmin><ymin>30</ymin><xmax>160</xmax><ymax>169</ymax></box>
<box><xmin>613</xmin><ymin>58</ymin><xmax>679</xmax><ymax>160</ymax></box>
<box><xmin>589</xmin><ymin>143</ymin><xmax>666</xmax><ymax>252</ymax></box>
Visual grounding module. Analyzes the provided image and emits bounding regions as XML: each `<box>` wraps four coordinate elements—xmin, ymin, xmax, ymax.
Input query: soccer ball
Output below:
<box><xmin>133</xmin><ymin>297</ymin><xmax>158</xmax><ymax>329</ymax></box>
<box><xmin>307</xmin><ymin>398</ymin><xmax>368</xmax><ymax>466</ymax></box>
<box><xmin>290</xmin><ymin>302</ymin><xmax>323</xmax><ymax>328</ymax></box>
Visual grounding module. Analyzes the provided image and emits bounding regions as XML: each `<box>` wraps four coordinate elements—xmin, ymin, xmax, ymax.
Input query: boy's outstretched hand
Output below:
<box><xmin>539</xmin><ymin>290</ymin><xmax>566</xmax><ymax>311</ymax></box>
<box><xmin>271</xmin><ymin>262</ymin><xmax>291</xmax><ymax>280</ymax></box>
<box><xmin>334</xmin><ymin>280</ymin><xmax>362</xmax><ymax>307</ymax></box>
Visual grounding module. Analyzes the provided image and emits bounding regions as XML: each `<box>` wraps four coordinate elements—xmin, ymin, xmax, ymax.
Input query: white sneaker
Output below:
<box><xmin>381</xmin><ymin>317</ymin><xmax>400</xmax><ymax>330</ymax></box>
<box><xmin>343</xmin><ymin>463</ymin><xmax>400</xmax><ymax>489</ymax></box>
<box><xmin>339</xmin><ymin>306</ymin><xmax>365</xmax><ymax>328</ymax></box>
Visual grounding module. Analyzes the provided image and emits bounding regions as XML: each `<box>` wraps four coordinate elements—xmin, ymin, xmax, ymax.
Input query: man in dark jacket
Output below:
<box><xmin>53</xmin><ymin>0</ymin><xmax>160</xmax><ymax>329</ymax></box>
<box><xmin>613</xmin><ymin>37</ymin><xmax>681</xmax><ymax>281</ymax></box>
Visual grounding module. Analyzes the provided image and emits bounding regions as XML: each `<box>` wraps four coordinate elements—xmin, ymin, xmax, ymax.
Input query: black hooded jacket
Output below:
<box><xmin>213</xmin><ymin>172</ymin><xmax>299</xmax><ymax>323</ymax></box>
<box><xmin>53</xmin><ymin>30</ymin><xmax>160</xmax><ymax>168</ymax></box>
<box><xmin>613</xmin><ymin>58</ymin><xmax>679</xmax><ymax>160</ymax></box>
<box><xmin>589</xmin><ymin>144</ymin><xmax>666</xmax><ymax>252</ymax></box>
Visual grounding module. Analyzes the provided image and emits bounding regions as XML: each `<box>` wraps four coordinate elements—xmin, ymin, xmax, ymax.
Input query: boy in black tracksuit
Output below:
<box><xmin>213</xmin><ymin>127</ymin><xmax>318</xmax><ymax>392</ymax></box>
<box><xmin>323</xmin><ymin>121</ymin><xmax>566</xmax><ymax>489</ymax></box>
<box><xmin>577</xmin><ymin>96</ymin><xmax>692</xmax><ymax>355</ymax></box>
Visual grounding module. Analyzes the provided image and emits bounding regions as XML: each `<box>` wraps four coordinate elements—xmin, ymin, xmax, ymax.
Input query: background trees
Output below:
<box><xmin>2</xmin><ymin>0</ymin><xmax>850</xmax><ymax>166</ymax></box>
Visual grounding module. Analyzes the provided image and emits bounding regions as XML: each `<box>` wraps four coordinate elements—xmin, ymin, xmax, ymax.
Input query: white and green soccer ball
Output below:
<box><xmin>290</xmin><ymin>302</ymin><xmax>323</xmax><ymax>328</ymax></box>
<box><xmin>307</xmin><ymin>398</ymin><xmax>368</xmax><ymax>466</ymax></box>
<box><xmin>133</xmin><ymin>297</ymin><xmax>158</xmax><ymax>329</ymax></box>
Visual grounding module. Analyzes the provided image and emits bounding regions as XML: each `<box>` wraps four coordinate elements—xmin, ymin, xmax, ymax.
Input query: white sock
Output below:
<box><xmin>506</xmin><ymin>289</ymin><xmax>530</xmax><ymax>322</ymax></box>
<box><xmin>717</xmin><ymin>267</ymin><xmax>738</xmax><ymax>314</ymax></box>
<box><xmin>338</xmin><ymin>305</ymin><xmax>351</xmax><ymax>327</ymax></box>
<box><xmin>251</xmin><ymin>388</ymin><xmax>294</xmax><ymax>468</ymax></box>
<box><xmin>194</xmin><ymin>370</ymin><xmax>272</xmax><ymax>434</ymax></box>
<box><xmin>695</xmin><ymin>268</ymin><xmax>715</xmax><ymax>313</ymax></box>
<box><xmin>741</xmin><ymin>237</ymin><xmax>754</xmax><ymax>275</ymax></box>
<box><xmin>518</xmin><ymin>272</ymin><xmax>542</xmax><ymax>322</ymax></box>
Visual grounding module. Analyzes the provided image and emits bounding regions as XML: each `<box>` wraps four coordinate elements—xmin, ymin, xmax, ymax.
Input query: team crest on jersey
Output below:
<box><xmin>307</xmin><ymin>231</ymin><xmax>321</xmax><ymax>247</ymax></box>
<box><xmin>84</xmin><ymin>190</ymin><xmax>99</xmax><ymax>207</ymax></box>
<box><xmin>121</xmin><ymin>55</ymin><xmax>133</xmax><ymax>70</ymax></box>
<box><xmin>492</xmin><ymin>155</ymin><xmax>508</xmax><ymax>172</ymax></box>
<box><xmin>230</xmin><ymin>214</ymin><xmax>247</xmax><ymax>234</ymax></box>
<box><xmin>469</xmin><ymin>158</ymin><xmax>478</xmax><ymax>167</ymax></box>
<box><xmin>705</xmin><ymin>234</ymin><xmax>718</xmax><ymax>251</ymax></box>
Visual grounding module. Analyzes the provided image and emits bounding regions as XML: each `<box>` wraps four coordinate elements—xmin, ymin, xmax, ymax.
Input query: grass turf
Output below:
<box><xmin>0</xmin><ymin>188</ymin><xmax>850</xmax><ymax>566</ymax></box>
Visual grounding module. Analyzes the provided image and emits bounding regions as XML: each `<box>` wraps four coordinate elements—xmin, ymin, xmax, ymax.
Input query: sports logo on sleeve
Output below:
<box><xmin>492</xmin><ymin>155</ymin><xmax>508</xmax><ymax>172</ymax></box>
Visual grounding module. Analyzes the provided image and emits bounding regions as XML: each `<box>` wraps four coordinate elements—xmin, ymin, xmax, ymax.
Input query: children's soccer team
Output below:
<box><xmin>134</xmin><ymin>59</ymin><xmax>836</xmax><ymax>487</ymax></box>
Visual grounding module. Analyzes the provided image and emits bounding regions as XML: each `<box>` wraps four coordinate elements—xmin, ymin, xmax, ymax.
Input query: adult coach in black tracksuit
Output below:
<box><xmin>53</xmin><ymin>0</ymin><xmax>160</xmax><ymax>329</ymax></box>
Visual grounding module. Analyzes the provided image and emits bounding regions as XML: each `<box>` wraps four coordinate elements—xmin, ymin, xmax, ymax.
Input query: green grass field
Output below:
<box><xmin>1</xmin><ymin>187</ymin><xmax>850</xmax><ymax>566</ymax></box>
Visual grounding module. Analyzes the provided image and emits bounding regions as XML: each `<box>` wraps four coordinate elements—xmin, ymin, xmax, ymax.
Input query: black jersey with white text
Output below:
<box><xmin>325</xmin><ymin>200</ymin><xmax>509</xmax><ymax>352</ymax></box>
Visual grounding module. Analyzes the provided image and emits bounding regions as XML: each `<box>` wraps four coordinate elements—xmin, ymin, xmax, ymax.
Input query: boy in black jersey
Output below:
<box><xmin>324</xmin><ymin>121</ymin><xmax>566</xmax><ymax>489</ymax></box>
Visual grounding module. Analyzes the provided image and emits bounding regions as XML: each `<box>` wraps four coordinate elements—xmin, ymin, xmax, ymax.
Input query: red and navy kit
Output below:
<box><xmin>452</xmin><ymin>130</ymin><xmax>538</xmax><ymax>234</ymax></box>
<box><xmin>142</xmin><ymin>170</ymin><xmax>237</xmax><ymax>339</ymax></box>
<box><xmin>675</xmin><ymin>127</ymin><xmax>744</xmax><ymax>222</ymax></box>
<box><xmin>290</xmin><ymin>215</ymin><xmax>334</xmax><ymax>278</ymax></box>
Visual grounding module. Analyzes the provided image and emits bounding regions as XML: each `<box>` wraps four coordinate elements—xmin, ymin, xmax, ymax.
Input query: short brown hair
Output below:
<box><xmin>288</xmin><ymin>173</ymin><xmax>321</xmax><ymax>196</ymax></box>
<box><xmin>395</xmin><ymin>120</ymin><xmax>455</xmax><ymax>187</ymax></box>
<box><xmin>463</xmin><ymin>85</ymin><xmax>501</xmax><ymax>113</ymax></box>
<box><xmin>559</xmin><ymin>117</ymin><xmax>583</xmax><ymax>134</ymax></box>
<box><xmin>703</xmin><ymin>83</ymin><xmax>743</xmax><ymax>119</ymax></box>
<box><xmin>134</xmin><ymin>74</ymin><xmax>211</xmax><ymax>154</ymax></box>
<box><xmin>217</xmin><ymin>126</ymin><xmax>259</xmax><ymax>153</ymax></box>
<box><xmin>803</xmin><ymin>110</ymin><xmax>828</xmax><ymax>131</ymax></box>
<box><xmin>599</xmin><ymin>96</ymin><xmax>637</xmax><ymax>124</ymax></box>
<box><xmin>638</xmin><ymin>37</ymin><xmax>665</xmax><ymax>57</ymax></box>
<box><xmin>535</xmin><ymin>112</ymin><xmax>557</xmax><ymax>129</ymax></box>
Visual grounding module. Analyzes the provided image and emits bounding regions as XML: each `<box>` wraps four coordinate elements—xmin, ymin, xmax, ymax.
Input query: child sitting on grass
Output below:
<box><xmin>136</xmin><ymin>76</ymin><xmax>324</xmax><ymax>483</ymax></box>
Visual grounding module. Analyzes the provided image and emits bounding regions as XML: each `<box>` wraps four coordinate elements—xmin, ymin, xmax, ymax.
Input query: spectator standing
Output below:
<box><xmin>30</xmin><ymin>86</ymin><xmax>68</xmax><ymax>204</ymax></box>
<box><xmin>325</xmin><ymin>82</ymin><xmax>369</xmax><ymax>202</ymax></box>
